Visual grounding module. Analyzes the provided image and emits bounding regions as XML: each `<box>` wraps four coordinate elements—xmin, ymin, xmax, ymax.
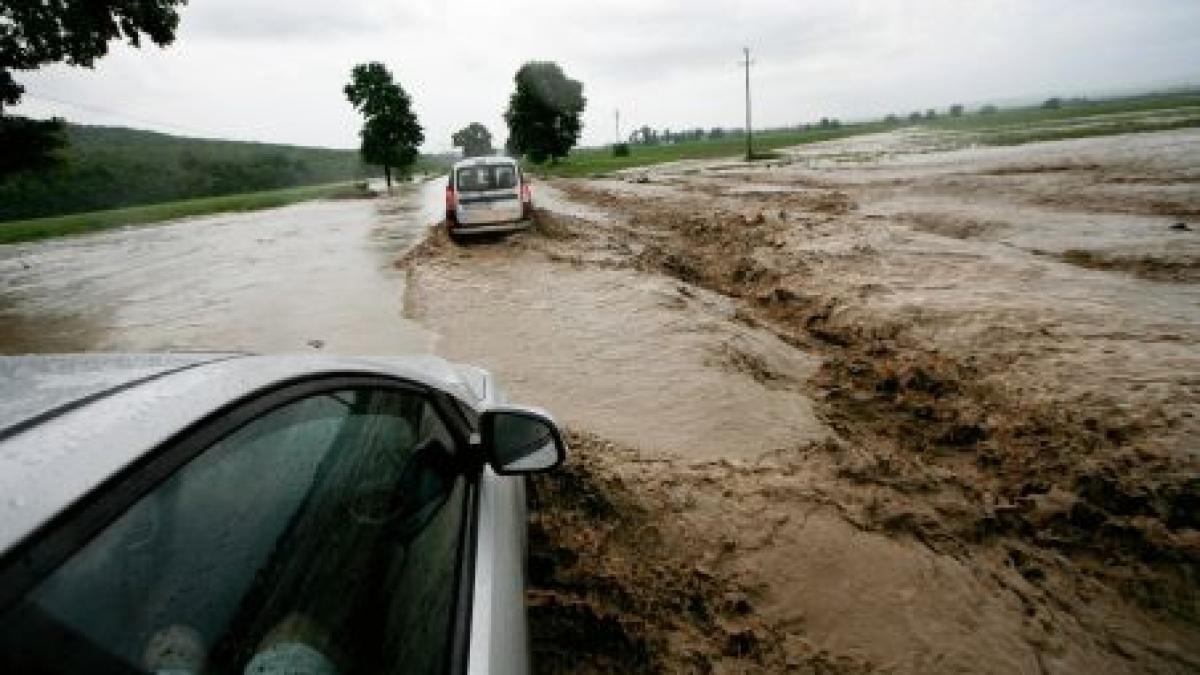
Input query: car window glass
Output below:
<box><xmin>492</xmin><ymin>165</ymin><xmax>516</xmax><ymax>189</ymax></box>
<box><xmin>0</xmin><ymin>387</ymin><xmax>466</xmax><ymax>675</ymax></box>
<box><xmin>455</xmin><ymin>165</ymin><xmax>516</xmax><ymax>192</ymax></box>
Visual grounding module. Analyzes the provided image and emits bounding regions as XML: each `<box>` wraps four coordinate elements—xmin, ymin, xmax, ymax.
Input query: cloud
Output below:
<box><xmin>10</xmin><ymin>0</ymin><xmax>1200</xmax><ymax>150</ymax></box>
<box><xmin>178</xmin><ymin>0</ymin><xmax>413</xmax><ymax>41</ymax></box>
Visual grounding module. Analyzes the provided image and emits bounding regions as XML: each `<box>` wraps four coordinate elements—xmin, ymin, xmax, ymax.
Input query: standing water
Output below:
<box><xmin>0</xmin><ymin>179</ymin><xmax>446</xmax><ymax>355</ymax></box>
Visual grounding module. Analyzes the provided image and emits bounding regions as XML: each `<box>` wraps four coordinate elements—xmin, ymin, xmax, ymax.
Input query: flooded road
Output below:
<box><xmin>400</xmin><ymin>129</ymin><xmax>1200</xmax><ymax>673</ymax></box>
<box><xmin>0</xmin><ymin>179</ymin><xmax>445</xmax><ymax>355</ymax></box>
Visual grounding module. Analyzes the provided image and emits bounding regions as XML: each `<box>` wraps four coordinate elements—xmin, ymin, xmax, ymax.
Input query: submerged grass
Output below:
<box><xmin>0</xmin><ymin>181</ymin><xmax>374</xmax><ymax>245</ymax></box>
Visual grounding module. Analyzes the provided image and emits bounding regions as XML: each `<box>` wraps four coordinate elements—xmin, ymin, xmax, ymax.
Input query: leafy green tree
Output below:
<box><xmin>0</xmin><ymin>0</ymin><xmax>186</xmax><ymax>177</ymax></box>
<box><xmin>344</xmin><ymin>62</ymin><xmax>424</xmax><ymax>190</ymax></box>
<box><xmin>0</xmin><ymin>116</ymin><xmax>65</xmax><ymax>176</ymax></box>
<box><xmin>979</xmin><ymin>104</ymin><xmax>998</xmax><ymax>115</ymax></box>
<box><xmin>452</xmin><ymin>122</ymin><xmax>493</xmax><ymax>158</ymax></box>
<box><xmin>1042</xmin><ymin>97</ymin><xmax>1062</xmax><ymax>110</ymax></box>
<box><xmin>949</xmin><ymin>104</ymin><xmax>964</xmax><ymax>117</ymax></box>
<box><xmin>504</xmin><ymin>61</ymin><xmax>585</xmax><ymax>164</ymax></box>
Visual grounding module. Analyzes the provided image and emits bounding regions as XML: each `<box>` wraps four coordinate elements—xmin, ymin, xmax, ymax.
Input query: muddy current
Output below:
<box><xmin>402</xmin><ymin>129</ymin><xmax>1200</xmax><ymax>673</ymax></box>
<box><xmin>0</xmin><ymin>179</ymin><xmax>444</xmax><ymax>354</ymax></box>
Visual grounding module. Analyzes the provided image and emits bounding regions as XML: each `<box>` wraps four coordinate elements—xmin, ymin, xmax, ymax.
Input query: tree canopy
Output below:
<box><xmin>504</xmin><ymin>61</ymin><xmax>585</xmax><ymax>164</ymax></box>
<box><xmin>0</xmin><ymin>0</ymin><xmax>186</xmax><ymax>177</ymax></box>
<box><xmin>452</xmin><ymin>122</ymin><xmax>493</xmax><ymax>158</ymax></box>
<box><xmin>344</xmin><ymin>62</ymin><xmax>423</xmax><ymax>189</ymax></box>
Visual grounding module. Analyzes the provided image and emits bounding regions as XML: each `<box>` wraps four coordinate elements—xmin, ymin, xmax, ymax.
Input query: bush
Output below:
<box><xmin>612</xmin><ymin>143</ymin><xmax>630</xmax><ymax>157</ymax></box>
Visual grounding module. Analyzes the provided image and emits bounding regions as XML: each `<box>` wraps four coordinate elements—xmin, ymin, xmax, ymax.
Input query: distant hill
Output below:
<box><xmin>0</xmin><ymin>124</ymin><xmax>383</xmax><ymax>222</ymax></box>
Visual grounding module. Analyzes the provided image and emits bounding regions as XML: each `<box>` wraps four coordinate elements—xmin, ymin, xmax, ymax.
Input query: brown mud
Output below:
<box><xmin>402</xmin><ymin>129</ymin><xmax>1200</xmax><ymax>673</ymax></box>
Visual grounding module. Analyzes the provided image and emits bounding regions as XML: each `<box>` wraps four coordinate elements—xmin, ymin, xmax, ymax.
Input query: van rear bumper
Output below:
<box><xmin>449</xmin><ymin>218</ymin><xmax>533</xmax><ymax>236</ymax></box>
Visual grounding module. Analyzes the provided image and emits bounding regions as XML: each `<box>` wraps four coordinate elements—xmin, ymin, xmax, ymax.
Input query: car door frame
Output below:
<box><xmin>0</xmin><ymin>373</ymin><xmax>485</xmax><ymax>675</ymax></box>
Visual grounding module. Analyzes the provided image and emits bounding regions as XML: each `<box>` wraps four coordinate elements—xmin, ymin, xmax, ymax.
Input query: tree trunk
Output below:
<box><xmin>384</xmin><ymin>164</ymin><xmax>392</xmax><ymax>193</ymax></box>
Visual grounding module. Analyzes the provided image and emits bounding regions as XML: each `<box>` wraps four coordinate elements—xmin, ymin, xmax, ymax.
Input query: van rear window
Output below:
<box><xmin>455</xmin><ymin>164</ymin><xmax>518</xmax><ymax>192</ymax></box>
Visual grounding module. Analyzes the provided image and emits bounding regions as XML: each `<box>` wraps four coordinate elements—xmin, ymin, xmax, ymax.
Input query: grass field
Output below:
<box><xmin>0</xmin><ymin>181</ymin><xmax>373</xmax><ymax>245</ymax></box>
<box><xmin>926</xmin><ymin>93</ymin><xmax>1200</xmax><ymax>145</ymax></box>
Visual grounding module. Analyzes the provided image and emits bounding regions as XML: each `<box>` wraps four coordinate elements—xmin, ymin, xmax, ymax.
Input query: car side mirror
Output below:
<box><xmin>479</xmin><ymin>405</ymin><xmax>566</xmax><ymax>474</ymax></box>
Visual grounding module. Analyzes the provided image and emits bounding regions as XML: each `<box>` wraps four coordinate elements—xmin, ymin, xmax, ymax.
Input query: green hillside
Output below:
<box><xmin>0</xmin><ymin>124</ymin><xmax>379</xmax><ymax>222</ymax></box>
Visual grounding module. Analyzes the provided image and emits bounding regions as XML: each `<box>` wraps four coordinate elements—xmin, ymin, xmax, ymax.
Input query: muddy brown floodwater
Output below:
<box><xmin>0</xmin><ymin>180</ymin><xmax>444</xmax><ymax>355</ymax></box>
<box><xmin>403</xmin><ymin>129</ymin><xmax>1200</xmax><ymax>673</ymax></box>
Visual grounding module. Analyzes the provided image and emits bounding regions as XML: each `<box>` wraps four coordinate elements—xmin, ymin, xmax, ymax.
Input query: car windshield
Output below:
<box><xmin>456</xmin><ymin>164</ymin><xmax>517</xmax><ymax>193</ymax></box>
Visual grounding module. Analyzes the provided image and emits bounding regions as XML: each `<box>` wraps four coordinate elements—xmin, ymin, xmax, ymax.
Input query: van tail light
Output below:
<box><xmin>520</xmin><ymin>182</ymin><xmax>531</xmax><ymax>203</ymax></box>
<box><xmin>445</xmin><ymin>186</ymin><xmax>457</xmax><ymax>210</ymax></box>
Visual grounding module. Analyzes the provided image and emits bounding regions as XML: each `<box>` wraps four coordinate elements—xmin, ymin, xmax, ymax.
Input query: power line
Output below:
<box><xmin>22</xmin><ymin>91</ymin><xmax>224</xmax><ymax>139</ymax></box>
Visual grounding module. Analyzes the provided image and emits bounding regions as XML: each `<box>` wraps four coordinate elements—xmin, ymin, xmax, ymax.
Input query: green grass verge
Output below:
<box><xmin>0</xmin><ymin>181</ymin><xmax>373</xmax><ymax>245</ymax></box>
<box><xmin>529</xmin><ymin>123</ymin><xmax>891</xmax><ymax>177</ymax></box>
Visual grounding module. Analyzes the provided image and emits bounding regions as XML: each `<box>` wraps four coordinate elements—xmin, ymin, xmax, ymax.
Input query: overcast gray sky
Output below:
<box><xmin>12</xmin><ymin>0</ymin><xmax>1200</xmax><ymax>151</ymax></box>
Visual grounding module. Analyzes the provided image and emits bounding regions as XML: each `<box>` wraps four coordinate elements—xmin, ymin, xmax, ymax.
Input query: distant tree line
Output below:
<box><xmin>879</xmin><ymin>97</ymin><xmax>1098</xmax><ymax>126</ymax></box>
<box><xmin>625</xmin><ymin>117</ymin><xmax>844</xmax><ymax>146</ymax></box>
<box><xmin>0</xmin><ymin>125</ymin><xmax>376</xmax><ymax>222</ymax></box>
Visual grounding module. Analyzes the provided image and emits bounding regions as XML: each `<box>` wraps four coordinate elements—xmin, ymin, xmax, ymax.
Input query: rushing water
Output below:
<box><xmin>0</xmin><ymin>179</ymin><xmax>445</xmax><ymax>356</ymax></box>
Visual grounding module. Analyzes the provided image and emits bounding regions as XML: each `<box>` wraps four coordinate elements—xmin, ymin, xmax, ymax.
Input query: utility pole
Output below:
<box><xmin>615</xmin><ymin>108</ymin><xmax>621</xmax><ymax>145</ymax></box>
<box><xmin>740</xmin><ymin>47</ymin><xmax>754</xmax><ymax>161</ymax></box>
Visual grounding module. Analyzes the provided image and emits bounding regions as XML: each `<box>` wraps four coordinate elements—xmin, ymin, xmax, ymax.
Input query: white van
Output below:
<box><xmin>445</xmin><ymin>156</ymin><xmax>533</xmax><ymax>239</ymax></box>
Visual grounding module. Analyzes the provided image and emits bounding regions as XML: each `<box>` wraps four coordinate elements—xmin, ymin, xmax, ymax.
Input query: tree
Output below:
<box><xmin>908</xmin><ymin>111</ymin><xmax>922</xmax><ymax>122</ymax></box>
<box><xmin>452</xmin><ymin>122</ymin><xmax>493</xmax><ymax>158</ymax></box>
<box><xmin>0</xmin><ymin>0</ymin><xmax>185</xmax><ymax>177</ymax></box>
<box><xmin>344</xmin><ymin>62</ymin><xmax>424</xmax><ymax>190</ymax></box>
<box><xmin>884</xmin><ymin>114</ymin><xmax>900</xmax><ymax>124</ymax></box>
<box><xmin>979</xmin><ymin>104</ymin><xmax>998</xmax><ymax>115</ymax></box>
<box><xmin>925</xmin><ymin>109</ymin><xmax>937</xmax><ymax>120</ymax></box>
<box><xmin>709</xmin><ymin>127</ymin><xmax>725</xmax><ymax>139</ymax></box>
<box><xmin>504</xmin><ymin>61</ymin><xmax>585</xmax><ymax>164</ymax></box>
<box><xmin>0</xmin><ymin>116</ymin><xmax>65</xmax><ymax>176</ymax></box>
<box><xmin>949</xmin><ymin>104</ymin><xmax>964</xmax><ymax>117</ymax></box>
<box><xmin>1042</xmin><ymin>97</ymin><xmax>1062</xmax><ymax>110</ymax></box>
